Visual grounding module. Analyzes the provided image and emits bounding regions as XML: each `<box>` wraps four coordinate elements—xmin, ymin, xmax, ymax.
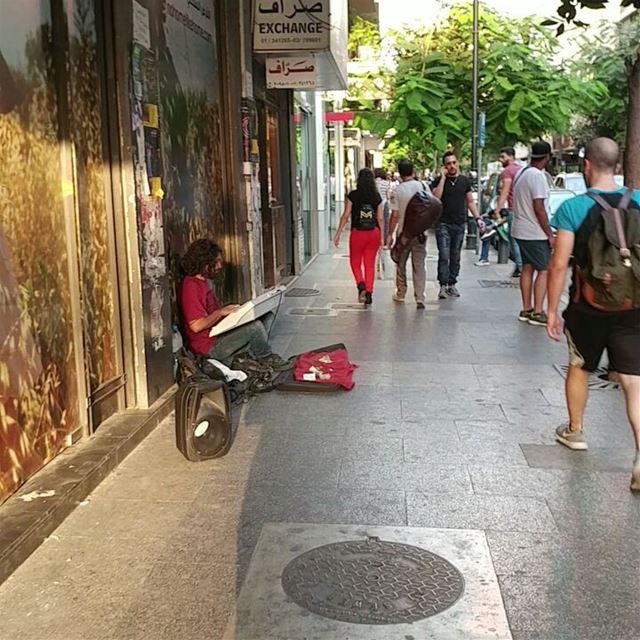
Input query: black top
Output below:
<box><xmin>430</xmin><ymin>175</ymin><xmax>471</xmax><ymax>225</ymax></box>
<box><xmin>348</xmin><ymin>190</ymin><xmax>382</xmax><ymax>230</ymax></box>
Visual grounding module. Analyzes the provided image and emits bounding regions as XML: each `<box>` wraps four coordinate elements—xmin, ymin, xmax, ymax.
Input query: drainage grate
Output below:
<box><xmin>554</xmin><ymin>365</ymin><xmax>620</xmax><ymax>390</ymax></box>
<box><xmin>285</xmin><ymin>288</ymin><xmax>321</xmax><ymax>298</ymax></box>
<box><xmin>281</xmin><ymin>537</ymin><xmax>464</xmax><ymax>625</ymax></box>
<box><xmin>478</xmin><ymin>279</ymin><xmax>520</xmax><ymax>289</ymax></box>
<box><xmin>288</xmin><ymin>307</ymin><xmax>336</xmax><ymax>317</ymax></box>
<box><xmin>331</xmin><ymin>302</ymin><xmax>368</xmax><ymax>311</ymax></box>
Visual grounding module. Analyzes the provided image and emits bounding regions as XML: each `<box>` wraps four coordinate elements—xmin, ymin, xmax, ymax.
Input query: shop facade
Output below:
<box><xmin>0</xmin><ymin>0</ymin><xmax>346</xmax><ymax>504</ymax></box>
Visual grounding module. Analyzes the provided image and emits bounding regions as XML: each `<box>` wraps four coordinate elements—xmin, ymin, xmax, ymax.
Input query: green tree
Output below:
<box><xmin>357</xmin><ymin>3</ymin><xmax>600</xmax><ymax>168</ymax></box>
<box><xmin>571</xmin><ymin>19</ymin><xmax>637</xmax><ymax>145</ymax></box>
<box><xmin>552</xmin><ymin>6</ymin><xmax>640</xmax><ymax>186</ymax></box>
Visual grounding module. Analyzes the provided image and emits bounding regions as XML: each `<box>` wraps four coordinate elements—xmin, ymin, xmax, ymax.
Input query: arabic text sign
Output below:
<box><xmin>254</xmin><ymin>0</ymin><xmax>330</xmax><ymax>51</ymax></box>
<box><xmin>266</xmin><ymin>56</ymin><xmax>317</xmax><ymax>89</ymax></box>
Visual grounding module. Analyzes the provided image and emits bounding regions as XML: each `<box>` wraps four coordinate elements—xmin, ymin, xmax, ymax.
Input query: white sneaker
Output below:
<box><xmin>474</xmin><ymin>259</ymin><xmax>490</xmax><ymax>266</ymax></box>
<box><xmin>480</xmin><ymin>229</ymin><xmax>497</xmax><ymax>241</ymax></box>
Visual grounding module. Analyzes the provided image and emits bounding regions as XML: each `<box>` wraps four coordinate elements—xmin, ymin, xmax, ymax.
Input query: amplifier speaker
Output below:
<box><xmin>175</xmin><ymin>376</ymin><xmax>232</xmax><ymax>462</ymax></box>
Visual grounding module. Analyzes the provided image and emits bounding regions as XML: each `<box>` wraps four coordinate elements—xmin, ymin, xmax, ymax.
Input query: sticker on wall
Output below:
<box><xmin>133</xmin><ymin>0</ymin><xmax>151</xmax><ymax>50</ymax></box>
<box><xmin>143</xmin><ymin>103</ymin><xmax>159</xmax><ymax>128</ymax></box>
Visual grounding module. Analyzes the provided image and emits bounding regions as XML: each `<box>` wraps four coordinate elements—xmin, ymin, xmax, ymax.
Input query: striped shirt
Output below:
<box><xmin>376</xmin><ymin>178</ymin><xmax>392</xmax><ymax>201</ymax></box>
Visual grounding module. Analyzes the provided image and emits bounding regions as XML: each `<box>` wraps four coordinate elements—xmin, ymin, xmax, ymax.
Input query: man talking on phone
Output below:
<box><xmin>431</xmin><ymin>151</ymin><xmax>482</xmax><ymax>299</ymax></box>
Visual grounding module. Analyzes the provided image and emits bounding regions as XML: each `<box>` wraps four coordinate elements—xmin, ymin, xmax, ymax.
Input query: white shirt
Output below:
<box><xmin>389</xmin><ymin>179</ymin><xmax>429</xmax><ymax>234</ymax></box>
<box><xmin>512</xmin><ymin>167</ymin><xmax>550</xmax><ymax>240</ymax></box>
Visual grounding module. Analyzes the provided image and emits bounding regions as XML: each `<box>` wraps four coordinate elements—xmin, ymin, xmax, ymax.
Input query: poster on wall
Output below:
<box><xmin>164</xmin><ymin>0</ymin><xmax>216</xmax><ymax>99</ymax></box>
<box><xmin>131</xmin><ymin>40</ymin><xmax>169</xmax><ymax>356</ymax></box>
<box><xmin>0</xmin><ymin>3</ymin><xmax>80</xmax><ymax>500</ymax></box>
<box><xmin>158</xmin><ymin>0</ymin><xmax>227</xmax><ymax>298</ymax></box>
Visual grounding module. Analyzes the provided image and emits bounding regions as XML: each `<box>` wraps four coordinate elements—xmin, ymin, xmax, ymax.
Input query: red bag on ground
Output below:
<box><xmin>293</xmin><ymin>349</ymin><xmax>358</xmax><ymax>390</ymax></box>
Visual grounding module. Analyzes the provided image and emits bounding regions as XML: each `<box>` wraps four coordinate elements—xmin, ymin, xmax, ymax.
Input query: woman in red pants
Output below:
<box><xmin>333</xmin><ymin>168</ymin><xmax>384</xmax><ymax>305</ymax></box>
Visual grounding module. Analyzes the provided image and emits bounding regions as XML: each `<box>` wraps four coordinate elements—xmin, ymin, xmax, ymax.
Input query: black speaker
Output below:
<box><xmin>175</xmin><ymin>376</ymin><xmax>232</xmax><ymax>462</ymax></box>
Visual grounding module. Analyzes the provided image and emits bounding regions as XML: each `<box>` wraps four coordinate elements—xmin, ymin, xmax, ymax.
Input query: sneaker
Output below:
<box><xmin>528</xmin><ymin>311</ymin><xmax>548</xmax><ymax>327</ymax></box>
<box><xmin>438</xmin><ymin>285</ymin><xmax>448</xmax><ymax>300</ymax></box>
<box><xmin>258</xmin><ymin>353</ymin><xmax>294</xmax><ymax>372</ymax></box>
<box><xmin>631</xmin><ymin>453</ymin><xmax>640</xmax><ymax>492</ymax></box>
<box><xmin>392</xmin><ymin>294</ymin><xmax>405</xmax><ymax>303</ymax></box>
<box><xmin>480</xmin><ymin>229</ymin><xmax>496</xmax><ymax>241</ymax></box>
<box><xmin>364</xmin><ymin>292</ymin><xmax>373</xmax><ymax>305</ymax></box>
<box><xmin>416</xmin><ymin>301</ymin><xmax>426</xmax><ymax>309</ymax></box>
<box><xmin>518</xmin><ymin>309</ymin><xmax>533</xmax><ymax>322</ymax></box>
<box><xmin>447</xmin><ymin>285</ymin><xmax>461</xmax><ymax>298</ymax></box>
<box><xmin>511</xmin><ymin>268</ymin><xmax>522</xmax><ymax>278</ymax></box>
<box><xmin>555</xmin><ymin>424</ymin><xmax>588</xmax><ymax>451</ymax></box>
<box><xmin>357</xmin><ymin>282</ymin><xmax>366</xmax><ymax>303</ymax></box>
<box><xmin>474</xmin><ymin>259</ymin><xmax>490</xmax><ymax>267</ymax></box>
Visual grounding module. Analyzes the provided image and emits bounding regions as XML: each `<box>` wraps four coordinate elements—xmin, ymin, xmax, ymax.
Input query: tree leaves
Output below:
<box><xmin>351</xmin><ymin>2</ymin><xmax>604</xmax><ymax>166</ymax></box>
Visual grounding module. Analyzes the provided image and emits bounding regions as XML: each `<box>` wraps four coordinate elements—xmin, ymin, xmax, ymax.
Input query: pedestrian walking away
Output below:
<box><xmin>387</xmin><ymin>159</ymin><xmax>429</xmax><ymax>308</ymax></box>
<box><xmin>375</xmin><ymin>168</ymin><xmax>392</xmax><ymax>239</ymax></box>
<box><xmin>431</xmin><ymin>151</ymin><xmax>482</xmax><ymax>299</ymax></box>
<box><xmin>512</xmin><ymin>141</ymin><xmax>554</xmax><ymax>326</ymax></box>
<box><xmin>334</xmin><ymin>168</ymin><xmax>384</xmax><ymax>306</ymax></box>
<box><xmin>547</xmin><ymin>137</ymin><xmax>640</xmax><ymax>491</ymax></box>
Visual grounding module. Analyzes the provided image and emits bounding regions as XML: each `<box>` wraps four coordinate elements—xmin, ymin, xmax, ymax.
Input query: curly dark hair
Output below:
<box><xmin>355</xmin><ymin>168</ymin><xmax>379</xmax><ymax>205</ymax></box>
<box><xmin>181</xmin><ymin>238</ymin><xmax>222</xmax><ymax>276</ymax></box>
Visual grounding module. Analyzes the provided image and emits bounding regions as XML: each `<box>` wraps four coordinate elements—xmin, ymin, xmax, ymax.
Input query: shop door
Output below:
<box><xmin>259</xmin><ymin>101</ymin><xmax>292</xmax><ymax>287</ymax></box>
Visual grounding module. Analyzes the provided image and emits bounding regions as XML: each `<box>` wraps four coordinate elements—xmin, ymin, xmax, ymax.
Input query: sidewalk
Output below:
<box><xmin>1</xmin><ymin>240</ymin><xmax>638</xmax><ymax>640</ymax></box>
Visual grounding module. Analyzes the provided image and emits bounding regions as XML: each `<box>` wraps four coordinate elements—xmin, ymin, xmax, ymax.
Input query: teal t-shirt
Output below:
<box><xmin>551</xmin><ymin>187</ymin><xmax>640</xmax><ymax>233</ymax></box>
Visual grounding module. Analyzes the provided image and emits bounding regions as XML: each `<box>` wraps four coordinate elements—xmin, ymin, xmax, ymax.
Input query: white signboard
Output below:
<box><xmin>254</xmin><ymin>0</ymin><xmax>330</xmax><ymax>51</ymax></box>
<box><xmin>266</xmin><ymin>55</ymin><xmax>316</xmax><ymax>89</ymax></box>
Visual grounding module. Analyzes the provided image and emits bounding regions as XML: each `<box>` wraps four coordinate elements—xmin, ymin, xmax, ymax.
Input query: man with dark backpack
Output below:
<box><xmin>387</xmin><ymin>159</ymin><xmax>433</xmax><ymax>308</ymax></box>
<box><xmin>547</xmin><ymin>138</ymin><xmax>640</xmax><ymax>492</ymax></box>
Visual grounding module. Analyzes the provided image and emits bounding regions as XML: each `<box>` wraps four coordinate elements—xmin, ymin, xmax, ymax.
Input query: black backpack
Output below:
<box><xmin>354</xmin><ymin>202</ymin><xmax>377</xmax><ymax>231</ymax></box>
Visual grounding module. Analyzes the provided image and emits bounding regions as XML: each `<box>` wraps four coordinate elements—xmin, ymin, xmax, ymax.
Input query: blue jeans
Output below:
<box><xmin>507</xmin><ymin>211</ymin><xmax>523</xmax><ymax>270</ymax></box>
<box><xmin>206</xmin><ymin>314</ymin><xmax>274</xmax><ymax>365</ymax></box>
<box><xmin>436</xmin><ymin>222</ymin><xmax>466</xmax><ymax>286</ymax></box>
<box><xmin>479</xmin><ymin>216</ymin><xmax>494</xmax><ymax>262</ymax></box>
<box><xmin>480</xmin><ymin>238</ymin><xmax>491</xmax><ymax>261</ymax></box>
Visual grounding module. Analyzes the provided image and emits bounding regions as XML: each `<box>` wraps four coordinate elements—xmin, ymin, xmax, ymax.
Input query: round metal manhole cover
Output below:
<box><xmin>281</xmin><ymin>537</ymin><xmax>464</xmax><ymax>625</ymax></box>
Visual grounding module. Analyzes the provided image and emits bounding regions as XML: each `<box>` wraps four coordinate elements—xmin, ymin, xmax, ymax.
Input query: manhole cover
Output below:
<box><xmin>478</xmin><ymin>279</ymin><xmax>520</xmax><ymax>288</ymax></box>
<box><xmin>285</xmin><ymin>288</ymin><xmax>321</xmax><ymax>298</ymax></box>
<box><xmin>288</xmin><ymin>307</ymin><xmax>336</xmax><ymax>317</ymax></box>
<box><xmin>554</xmin><ymin>364</ymin><xmax>620</xmax><ymax>390</ymax></box>
<box><xmin>281</xmin><ymin>537</ymin><xmax>464</xmax><ymax>625</ymax></box>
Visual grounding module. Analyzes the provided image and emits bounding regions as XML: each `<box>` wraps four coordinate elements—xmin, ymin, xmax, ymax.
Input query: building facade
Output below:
<box><xmin>0</xmin><ymin>0</ymin><xmax>346</xmax><ymax>503</ymax></box>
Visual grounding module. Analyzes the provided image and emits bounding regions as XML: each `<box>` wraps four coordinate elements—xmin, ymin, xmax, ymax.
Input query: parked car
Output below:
<box><xmin>554</xmin><ymin>172</ymin><xmax>625</xmax><ymax>194</ymax></box>
<box><xmin>554</xmin><ymin>173</ymin><xmax>586</xmax><ymax>195</ymax></box>
<box><xmin>548</xmin><ymin>188</ymin><xmax>576</xmax><ymax>222</ymax></box>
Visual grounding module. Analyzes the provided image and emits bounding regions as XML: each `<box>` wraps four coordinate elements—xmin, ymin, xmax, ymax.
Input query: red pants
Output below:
<box><xmin>349</xmin><ymin>228</ymin><xmax>380</xmax><ymax>293</ymax></box>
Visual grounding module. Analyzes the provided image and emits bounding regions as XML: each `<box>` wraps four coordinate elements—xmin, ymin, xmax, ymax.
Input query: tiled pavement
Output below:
<box><xmin>1</xmin><ymin>240</ymin><xmax>638</xmax><ymax>640</ymax></box>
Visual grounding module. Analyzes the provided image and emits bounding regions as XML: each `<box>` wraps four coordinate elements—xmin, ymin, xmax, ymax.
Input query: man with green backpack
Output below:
<box><xmin>547</xmin><ymin>137</ymin><xmax>640</xmax><ymax>492</ymax></box>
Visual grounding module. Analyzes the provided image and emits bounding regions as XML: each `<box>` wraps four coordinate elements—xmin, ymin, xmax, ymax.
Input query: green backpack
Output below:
<box><xmin>575</xmin><ymin>189</ymin><xmax>640</xmax><ymax>311</ymax></box>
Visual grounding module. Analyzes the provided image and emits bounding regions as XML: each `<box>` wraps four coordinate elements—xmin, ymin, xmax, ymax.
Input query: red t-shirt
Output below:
<box><xmin>179</xmin><ymin>276</ymin><xmax>220</xmax><ymax>356</ymax></box>
<box><xmin>500</xmin><ymin>163</ymin><xmax>520</xmax><ymax>210</ymax></box>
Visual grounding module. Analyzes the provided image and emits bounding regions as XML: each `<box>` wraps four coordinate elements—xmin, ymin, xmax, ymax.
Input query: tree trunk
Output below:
<box><xmin>624</xmin><ymin>50</ymin><xmax>640</xmax><ymax>188</ymax></box>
